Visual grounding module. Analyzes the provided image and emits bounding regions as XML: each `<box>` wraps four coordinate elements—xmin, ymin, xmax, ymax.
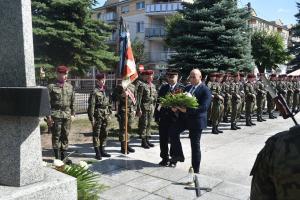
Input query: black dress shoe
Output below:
<box><xmin>170</xmin><ymin>156</ymin><xmax>185</xmax><ymax>163</ymax></box>
<box><xmin>159</xmin><ymin>159</ymin><xmax>169</xmax><ymax>166</ymax></box>
<box><xmin>168</xmin><ymin>161</ymin><xmax>177</xmax><ymax>167</ymax></box>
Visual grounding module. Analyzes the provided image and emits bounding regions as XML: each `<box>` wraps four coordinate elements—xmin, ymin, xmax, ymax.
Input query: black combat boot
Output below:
<box><xmin>127</xmin><ymin>143</ymin><xmax>135</xmax><ymax>153</ymax></box>
<box><xmin>235</xmin><ymin>124</ymin><xmax>241</xmax><ymax>129</ymax></box>
<box><xmin>216</xmin><ymin>126</ymin><xmax>223</xmax><ymax>133</ymax></box>
<box><xmin>223</xmin><ymin>116</ymin><xmax>229</xmax><ymax>123</ymax></box>
<box><xmin>246</xmin><ymin>117</ymin><xmax>252</xmax><ymax>126</ymax></box>
<box><xmin>94</xmin><ymin>147</ymin><xmax>102</xmax><ymax>160</ymax></box>
<box><xmin>250</xmin><ymin>116</ymin><xmax>256</xmax><ymax>126</ymax></box>
<box><xmin>212</xmin><ymin>126</ymin><xmax>219</xmax><ymax>134</ymax></box>
<box><xmin>231</xmin><ymin>123</ymin><xmax>238</xmax><ymax>130</ymax></box>
<box><xmin>100</xmin><ymin>145</ymin><xmax>111</xmax><ymax>157</ymax></box>
<box><xmin>53</xmin><ymin>149</ymin><xmax>61</xmax><ymax>160</ymax></box>
<box><xmin>141</xmin><ymin>139</ymin><xmax>150</xmax><ymax>149</ymax></box>
<box><xmin>207</xmin><ymin>120</ymin><xmax>212</xmax><ymax>127</ymax></box>
<box><xmin>269</xmin><ymin>113</ymin><xmax>275</xmax><ymax>119</ymax></box>
<box><xmin>257</xmin><ymin>114</ymin><xmax>263</xmax><ymax>122</ymax></box>
<box><xmin>146</xmin><ymin>137</ymin><xmax>154</xmax><ymax>147</ymax></box>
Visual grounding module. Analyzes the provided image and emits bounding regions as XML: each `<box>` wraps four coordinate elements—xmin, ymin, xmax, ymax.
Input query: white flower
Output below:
<box><xmin>53</xmin><ymin>159</ymin><xmax>64</xmax><ymax>167</ymax></box>
<box><xmin>79</xmin><ymin>161</ymin><xmax>88</xmax><ymax>170</ymax></box>
<box><xmin>42</xmin><ymin>161</ymin><xmax>48</xmax><ymax>167</ymax></box>
<box><xmin>184</xmin><ymin>92</ymin><xmax>193</xmax><ymax>98</ymax></box>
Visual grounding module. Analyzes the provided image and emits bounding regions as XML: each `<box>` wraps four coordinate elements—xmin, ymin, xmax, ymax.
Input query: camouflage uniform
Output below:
<box><xmin>267</xmin><ymin>79</ymin><xmax>277</xmax><ymax>119</ymax></box>
<box><xmin>255</xmin><ymin>79</ymin><xmax>267</xmax><ymax>122</ymax></box>
<box><xmin>112</xmin><ymin>83</ymin><xmax>136</xmax><ymax>153</ymax></box>
<box><xmin>292</xmin><ymin>78</ymin><xmax>300</xmax><ymax>112</ymax></box>
<box><xmin>209</xmin><ymin>81</ymin><xmax>224</xmax><ymax>134</ymax></box>
<box><xmin>136</xmin><ymin>80</ymin><xmax>157</xmax><ymax>144</ymax></box>
<box><xmin>250</xmin><ymin>125</ymin><xmax>300</xmax><ymax>200</ymax></box>
<box><xmin>244</xmin><ymin>81</ymin><xmax>256</xmax><ymax>126</ymax></box>
<box><xmin>88</xmin><ymin>86</ymin><xmax>112</xmax><ymax>158</ymax></box>
<box><xmin>222</xmin><ymin>81</ymin><xmax>232</xmax><ymax>123</ymax></box>
<box><xmin>48</xmin><ymin>82</ymin><xmax>75</xmax><ymax>158</ymax></box>
<box><xmin>231</xmin><ymin>80</ymin><xmax>242</xmax><ymax>129</ymax></box>
<box><xmin>286</xmin><ymin>78</ymin><xmax>294</xmax><ymax>108</ymax></box>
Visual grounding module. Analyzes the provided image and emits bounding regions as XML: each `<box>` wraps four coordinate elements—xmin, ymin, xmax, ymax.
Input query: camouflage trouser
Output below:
<box><xmin>231</xmin><ymin>98</ymin><xmax>242</xmax><ymax>124</ymax></box>
<box><xmin>93</xmin><ymin>118</ymin><xmax>108</xmax><ymax>147</ymax></box>
<box><xmin>224</xmin><ymin>96</ymin><xmax>232</xmax><ymax>119</ymax></box>
<box><xmin>207</xmin><ymin>102</ymin><xmax>212</xmax><ymax>121</ymax></box>
<box><xmin>245</xmin><ymin>100</ymin><xmax>255</xmax><ymax>118</ymax></box>
<box><xmin>51</xmin><ymin>117</ymin><xmax>71</xmax><ymax>150</ymax></box>
<box><xmin>256</xmin><ymin>96</ymin><xmax>266</xmax><ymax>116</ymax></box>
<box><xmin>287</xmin><ymin>92</ymin><xmax>293</xmax><ymax>108</ymax></box>
<box><xmin>117</xmin><ymin>110</ymin><xmax>135</xmax><ymax>142</ymax></box>
<box><xmin>267</xmin><ymin>94</ymin><xmax>275</xmax><ymax>114</ymax></box>
<box><xmin>211</xmin><ymin>98</ymin><xmax>224</xmax><ymax>126</ymax></box>
<box><xmin>293</xmin><ymin>92</ymin><xmax>299</xmax><ymax>110</ymax></box>
<box><xmin>138</xmin><ymin>106</ymin><xmax>154</xmax><ymax>139</ymax></box>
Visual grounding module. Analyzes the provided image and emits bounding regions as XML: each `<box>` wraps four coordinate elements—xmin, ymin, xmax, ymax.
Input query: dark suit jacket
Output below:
<box><xmin>154</xmin><ymin>83</ymin><xmax>184</xmax><ymax>122</ymax></box>
<box><xmin>184</xmin><ymin>83</ymin><xmax>212</xmax><ymax>130</ymax></box>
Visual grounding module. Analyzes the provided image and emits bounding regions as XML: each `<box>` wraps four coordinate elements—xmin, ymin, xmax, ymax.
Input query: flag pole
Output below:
<box><xmin>125</xmin><ymin>92</ymin><xmax>128</xmax><ymax>155</ymax></box>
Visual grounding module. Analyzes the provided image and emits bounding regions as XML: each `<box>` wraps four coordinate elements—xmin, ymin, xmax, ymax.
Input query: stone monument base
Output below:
<box><xmin>0</xmin><ymin>167</ymin><xmax>77</xmax><ymax>200</ymax></box>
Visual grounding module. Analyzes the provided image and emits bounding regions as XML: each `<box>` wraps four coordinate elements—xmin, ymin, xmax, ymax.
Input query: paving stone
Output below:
<box><xmin>141</xmin><ymin>194</ymin><xmax>166</xmax><ymax>200</ymax></box>
<box><xmin>94</xmin><ymin>176</ymin><xmax>120</xmax><ymax>192</ymax></box>
<box><xmin>196</xmin><ymin>192</ymin><xmax>238</xmax><ymax>200</ymax></box>
<box><xmin>101</xmin><ymin>169</ymin><xmax>145</xmax><ymax>184</ymax></box>
<box><xmin>213</xmin><ymin>182</ymin><xmax>250</xmax><ymax>200</ymax></box>
<box><xmin>154</xmin><ymin>181</ymin><xmax>198</xmax><ymax>199</ymax></box>
<box><xmin>100</xmin><ymin>184</ymin><xmax>149</xmax><ymax>200</ymax></box>
<box><xmin>178</xmin><ymin>174</ymin><xmax>223</xmax><ymax>189</ymax></box>
<box><xmin>150</xmin><ymin>166</ymin><xmax>189</xmax><ymax>182</ymax></box>
<box><xmin>89</xmin><ymin>159</ymin><xmax>124</xmax><ymax>174</ymax></box>
<box><xmin>126</xmin><ymin>174</ymin><xmax>172</xmax><ymax>193</ymax></box>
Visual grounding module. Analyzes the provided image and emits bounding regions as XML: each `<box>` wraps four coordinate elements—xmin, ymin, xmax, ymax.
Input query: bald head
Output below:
<box><xmin>189</xmin><ymin>69</ymin><xmax>202</xmax><ymax>85</ymax></box>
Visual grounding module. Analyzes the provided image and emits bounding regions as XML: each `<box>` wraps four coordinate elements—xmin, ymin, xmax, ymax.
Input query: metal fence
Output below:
<box><xmin>39</xmin><ymin>76</ymin><xmax>121</xmax><ymax>114</ymax></box>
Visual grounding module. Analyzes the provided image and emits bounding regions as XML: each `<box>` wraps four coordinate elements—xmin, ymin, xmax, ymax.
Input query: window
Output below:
<box><xmin>97</xmin><ymin>13</ymin><xmax>101</xmax><ymax>20</ymax></box>
<box><xmin>136</xmin><ymin>21</ymin><xmax>144</xmax><ymax>33</ymax></box>
<box><xmin>121</xmin><ymin>6</ymin><xmax>129</xmax><ymax>13</ymax></box>
<box><xmin>136</xmin><ymin>2</ymin><xmax>145</xmax><ymax>10</ymax></box>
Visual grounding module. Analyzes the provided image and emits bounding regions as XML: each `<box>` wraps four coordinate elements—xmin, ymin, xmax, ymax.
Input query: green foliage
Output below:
<box><xmin>160</xmin><ymin>93</ymin><xmax>199</xmax><ymax>108</ymax></box>
<box><xmin>289</xmin><ymin>2</ymin><xmax>300</xmax><ymax>71</ymax></box>
<box><xmin>131</xmin><ymin>38</ymin><xmax>147</xmax><ymax>65</ymax></box>
<box><xmin>166</xmin><ymin>0</ymin><xmax>252</xmax><ymax>76</ymax></box>
<box><xmin>32</xmin><ymin>0</ymin><xmax>118</xmax><ymax>76</ymax></box>
<box><xmin>63</xmin><ymin>164</ymin><xmax>107</xmax><ymax>200</ymax></box>
<box><xmin>251</xmin><ymin>31</ymin><xmax>291</xmax><ymax>72</ymax></box>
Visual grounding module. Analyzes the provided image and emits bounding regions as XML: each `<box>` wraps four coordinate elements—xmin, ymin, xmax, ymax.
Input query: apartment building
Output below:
<box><xmin>92</xmin><ymin>0</ymin><xmax>193</xmax><ymax>70</ymax></box>
<box><xmin>247</xmin><ymin>4</ymin><xmax>290</xmax><ymax>48</ymax></box>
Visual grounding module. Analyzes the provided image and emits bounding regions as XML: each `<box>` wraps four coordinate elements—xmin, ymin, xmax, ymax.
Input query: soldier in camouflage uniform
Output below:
<box><xmin>292</xmin><ymin>76</ymin><xmax>300</xmax><ymax>112</ymax></box>
<box><xmin>210</xmin><ymin>73</ymin><xmax>224</xmax><ymax>134</ymax></box>
<box><xmin>250</xmin><ymin>125</ymin><xmax>300</xmax><ymax>200</ymax></box>
<box><xmin>206</xmin><ymin>73</ymin><xmax>216</xmax><ymax>127</ymax></box>
<box><xmin>267</xmin><ymin>74</ymin><xmax>277</xmax><ymax>119</ymax></box>
<box><xmin>222</xmin><ymin>74</ymin><xmax>232</xmax><ymax>123</ymax></box>
<box><xmin>112</xmin><ymin>83</ymin><xmax>136</xmax><ymax>154</ymax></box>
<box><xmin>230</xmin><ymin>73</ymin><xmax>242</xmax><ymax>130</ymax></box>
<box><xmin>88</xmin><ymin>73</ymin><xmax>112</xmax><ymax>160</ymax></box>
<box><xmin>255</xmin><ymin>73</ymin><xmax>267</xmax><ymax>122</ymax></box>
<box><xmin>239</xmin><ymin>73</ymin><xmax>246</xmax><ymax>119</ymax></box>
<box><xmin>136</xmin><ymin>70</ymin><xmax>157</xmax><ymax>149</ymax></box>
<box><xmin>47</xmin><ymin>66</ymin><xmax>75</xmax><ymax>163</ymax></box>
<box><xmin>244</xmin><ymin>74</ymin><xmax>256</xmax><ymax>126</ymax></box>
<box><xmin>286</xmin><ymin>75</ymin><xmax>294</xmax><ymax>109</ymax></box>
<box><xmin>277</xmin><ymin>74</ymin><xmax>287</xmax><ymax>100</ymax></box>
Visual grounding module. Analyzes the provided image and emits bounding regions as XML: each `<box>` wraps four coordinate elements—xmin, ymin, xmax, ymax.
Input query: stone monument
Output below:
<box><xmin>0</xmin><ymin>0</ymin><xmax>77</xmax><ymax>199</ymax></box>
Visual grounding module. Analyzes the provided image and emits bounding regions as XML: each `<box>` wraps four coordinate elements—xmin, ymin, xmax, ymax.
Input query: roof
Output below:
<box><xmin>288</xmin><ymin>69</ymin><xmax>300</xmax><ymax>76</ymax></box>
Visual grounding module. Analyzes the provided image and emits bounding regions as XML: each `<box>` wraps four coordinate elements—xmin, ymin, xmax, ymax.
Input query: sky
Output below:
<box><xmin>94</xmin><ymin>0</ymin><xmax>299</xmax><ymax>25</ymax></box>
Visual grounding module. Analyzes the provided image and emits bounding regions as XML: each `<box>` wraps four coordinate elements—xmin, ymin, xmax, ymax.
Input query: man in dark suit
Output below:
<box><xmin>155</xmin><ymin>69</ymin><xmax>184</xmax><ymax>166</ymax></box>
<box><xmin>170</xmin><ymin>69</ymin><xmax>212</xmax><ymax>173</ymax></box>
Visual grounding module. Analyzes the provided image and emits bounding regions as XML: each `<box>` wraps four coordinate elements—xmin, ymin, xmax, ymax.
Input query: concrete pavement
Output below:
<box><xmin>68</xmin><ymin>113</ymin><xmax>300</xmax><ymax>199</ymax></box>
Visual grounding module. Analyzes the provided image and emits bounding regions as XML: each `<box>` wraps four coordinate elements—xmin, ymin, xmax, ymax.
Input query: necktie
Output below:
<box><xmin>190</xmin><ymin>86</ymin><xmax>196</xmax><ymax>95</ymax></box>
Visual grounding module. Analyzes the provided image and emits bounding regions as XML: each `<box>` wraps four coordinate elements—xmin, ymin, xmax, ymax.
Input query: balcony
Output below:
<box><xmin>145</xmin><ymin>28</ymin><xmax>166</xmax><ymax>39</ymax></box>
<box><xmin>145</xmin><ymin>2</ymin><xmax>183</xmax><ymax>15</ymax></box>
<box><xmin>148</xmin><ymin>51</ymin><xmax>177</xmax><ymax>62</ymax></box>
<box><xmin>101</xmin><ymin>12</ymin><xmax>118</xmax><ymax>23</ymax></box>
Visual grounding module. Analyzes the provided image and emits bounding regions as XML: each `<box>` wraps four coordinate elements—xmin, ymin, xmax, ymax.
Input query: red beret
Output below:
<box><xmin>216</xmin><ymin>73</ymin><xmax>223</xmax><ymax>78</ymax></box>
<box><xmin>247</xmin><ymin>74</ymin><xmax>256</xmax><ymax>78</ymax></box>
<box><xmin>270</xmin><ymin>74</ymin><xmax>276</xmax><ymax>77</ymax></box>
<box><xmin>209</xmin><ymin>72</ymin><xmax>217</xmax><ymax>77</ymax></box>
<box><xmin>96</xmin><ymin>73</ymin><xmax>105</xmax><ymax>80</ymax></box>
<box><xmin>240</xmin><ymin>73</ymin><xmax>245</xmax><ymax>77</ymax></box>
<box><xmin>141</xmin><ymin>70</ymin><xmax>154</xmax><ymax>75</ymax></box>
<box><xmin>56</xmin><ymin>66</ymin><xmax>69</xmax><ymax>74</ymax></box>
<box><xmin>282</xmin><ymin>74</ymin><xmax>287</xmax><ymax>77</ymax></box>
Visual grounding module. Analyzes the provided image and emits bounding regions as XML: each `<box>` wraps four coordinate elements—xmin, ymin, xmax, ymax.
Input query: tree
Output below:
<box><xmin>289</xmin><ymin>2</ymin><xmax>300</xmax><ymax>71</ymax></box>
<box><xmin>32</xmin><ymin>0</ymin><xmax>118</xmax><ymax>77</ymax></box>
<box><xmin>251</xmin><ymin>31</ymin><xmax>290</xmax><ymax>73</ymax></box>
<box><xmin>166</xmin><ymin>0</ymin><xmax>252</xmax><ymax>76</ymax></box>
<box><xmin>131</xmin><ymin>38</ymin><xmax>147</xmax><ymax>65</ymax></box>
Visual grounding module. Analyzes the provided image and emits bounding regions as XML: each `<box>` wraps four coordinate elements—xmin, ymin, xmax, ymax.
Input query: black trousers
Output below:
<box><xmin>170</xmin><ymin>121</ymin><xmax>203</xmax><ymax>173</ymax></box>
<box><xmin>159</xmin><ymin>118</ymin><xmax>174</xmax><ymax>160</ymax></box>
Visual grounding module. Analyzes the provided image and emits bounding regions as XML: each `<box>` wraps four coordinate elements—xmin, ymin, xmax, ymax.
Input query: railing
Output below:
<box><xmin>145</xmin><ymin>2</ymin><xmax>183</xmax><ymax>14</ymax></box>
<box><xmin>148</xmin><ymin>51</ymin><xmax>177</xmax><ymax>62</ymax></box>
<box><xmin>145</xmin><ymin>28</ymin><xmax>166</xmax><ymax>38</ymax></box>
<box><xmin>101</xmin><ymin>12</ymin><xmax>118</xmax><ymax>22</ymax></box>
